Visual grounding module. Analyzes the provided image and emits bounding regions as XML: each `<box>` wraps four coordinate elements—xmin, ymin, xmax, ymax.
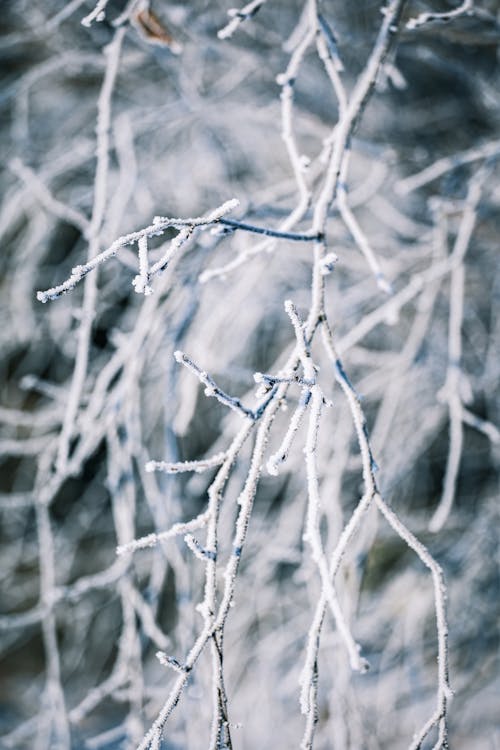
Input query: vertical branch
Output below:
<box><xmin>336</xmin><ymin>148</ymin><xmax>393</xmax><ymax>293</ymax></box>
<box><xmin>204</xmin><ymin>425</ymin><xmax>253</xmax><ymax>750</ymax></box>
<box><xmin>36</xmin><ymin>500</ymin><xmax>71</xmax><ymax>750</ymax></box>
<box><xmin>276</xmin><ymin>11</ymin><xmax>314</xmax><ymax>226</ymax></box>
<box><xmin>133</xmin><ymin>235</ymin><xmax>153</xmax><ymax>295</ymax></box>
<box><xmin>429</xmin><ymin>169</ymin><xmax>486</xmax><ymax>532</ymax></box>
<box><xmin>303</xmin><ymin>383</ymin><xmax>368</xmax><ymax>666</ymax></box>
<box><xmin>375</xmin><ymin>495</ymin><xmax>452</xmax><ymax>749</ymax></box>
<box><xmin>312</xmin><ymin>0</ymin><xmax>407</xmax><ymax>237</ymax></box>
<box><xmin>56</xmin><ymin>27</ymin><xmax>125</xmax><ymax>474</ymax></box>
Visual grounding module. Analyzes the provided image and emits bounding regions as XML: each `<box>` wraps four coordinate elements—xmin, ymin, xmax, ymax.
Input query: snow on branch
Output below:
<box><xmin>217</xmin><ymin>0</ymin><xmax>268</xmax><ymax>40</ymax></box>
<box><xmin>36</xmin><ymin>199</ymin><xmax>239</xmax><ymax>302</ymax></box>
<box><xmin>406</xmin><ymin>0</ymin><xmax>473</xmax><ymax>30</ymax></box>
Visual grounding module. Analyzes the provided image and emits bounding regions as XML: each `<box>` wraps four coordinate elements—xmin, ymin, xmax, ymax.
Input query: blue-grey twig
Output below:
<box><xmin>218</xmin><ymin>218</ymin><xmax>319</xmax><ymax>242</ymax></box>
<box><xmin>174</xmin><ymin>350</ymin><xmax>256</xmax><ymax>420</ymax></box>
<box><xmin>174</xmin><ymin>350</ymin><xmax>278</xmax><ymax>423</ymax></box>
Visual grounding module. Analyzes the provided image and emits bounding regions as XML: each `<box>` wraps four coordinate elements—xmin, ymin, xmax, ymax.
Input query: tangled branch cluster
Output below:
<box><xmin>1</xmin><ymin>1</ymin><xmax>499</xmax><ymax>749</ymax></box>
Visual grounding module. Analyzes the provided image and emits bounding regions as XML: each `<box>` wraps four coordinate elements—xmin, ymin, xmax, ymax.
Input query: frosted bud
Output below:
<box><xmin>320</xmin><ymin>253</ymin><xmax>339</xmax><ymax>275</ymax></box>
<box><xmin>196</xmin><ymin>602</ymin><xmax>209</xmax><ymax>618</ymax></box>
<box><xmin>267</xmin><ymin>459</ymin><xmax>279</xmax><ymax>476</ymax></box>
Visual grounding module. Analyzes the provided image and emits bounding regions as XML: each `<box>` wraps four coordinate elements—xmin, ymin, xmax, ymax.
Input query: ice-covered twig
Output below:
<box><xmin>303</xmin><ymin>384</ymin><xmax>367</xmax><ymax>673</ymax></box>
<box><xmin>311</xmin><ymin>0</ymin><xmax>407</xmax><ymax>237</ymax></box>
<box><xmin>145</xmin><ymin>452</ymin><xmax>228</xmax><ymax>474</ymax></box>
<box><xmin>184</xmin><ymin>534</ymin><xmax>217</xmax><ymax>562</ymax></box>
<box><xmin>156</xmin><ymin>652</ymin><xmax>189</xmax><ymax>674</ymax></box>
<box><xmin>201</xmin><ymin>9</ymin><xmax>319</xmax><ymax>286</ymax></box>
<box><xmin>218</xmin><ymin>0</ymin><xmax>267</xmax><ymax>40</ymax></box>
<box><xmin>132</xmin><ymin>235</ymin><xmax>152</xmax><ymax>295</ymax></box>
<box><xmin>149</xmin><ymin>227</ymin><xmax>193</xmax><ymax>277</ymax></box>
<box><xmin>376</xmin><ymin>494</ymin><xmax>452</xmax><ymax>749</ymax></box>
<box><xmin>406</xmin><ymin>0</ymin><xmax>473</xmax><ymax>30</ymax></box>
<box><xmin>325</xmin><ymin>313</ymin><xmax>451</xmax><ymax>743</ymax></box>
<box><xmin>37</xmin><ymin>199</ymin><xmax>239</xmax><ymax>302</ymax></box>
<box><xmin>81</xmin><ymin>0</ymin><xmax>110</xmax><ymax>27</ymax></box>
<box><xmin>314</xmin><ymin>8</ymin><xmax>347</xmax><ymax>149</ymax></box>
<box><xmin>199</xmin><ymin>217</ymin><xmax>320</xmax><ymax>284</ymax></box>
<box><xmin>298</xmin><ymin>315</ymin><xmax>452</xmax><ymax>749</ymax></box>
<box><xmin>54</xmin><ymin>27</ymin><xmax>126</xmax><ymax>478</ymax></box>
<box><xmin>135</xmin><ymin>415</ymin><xmax>267</xmax><ymax>750</ymax></box>
<box><xmin>267</xmin><ymin>388</ymin><xmax>311</xmax><ymax>475</ymax></box>
<box><xmin>297</xmin><ymin>13</ymin><xmax>414</xmax><ymax>728</ymax></box>
<box><xmin>174</xmin><ymin>350</ymin><xmax>256</xmax><ymax>420</ymax></box>
<box><xmin>199</xmin><ymin>224</ymin><xmax>320</xmax><ymax>286</ymax></box>
<box><xmin>276</xmin><ymin>20</ymin><xmax>314</xmax><ymax>229</ymax></box>
<box><xmin>317</xmin><ymin>12</ymin><xmax>344</xmax><ymax>72</ymax></box>
<box><xmin>461</xmin><ymin>409</ymin><xmax>500</xmax><ymax>443</ymax></box>
<box><xmin>254</xmin><ymin>372</ymin><xmax>313</xmax><ymax>389</ymax></box>
<box><xmin>116</xmin><ymin>512</ymin><xmax>210</xmax><ymax>556</ymax></box>
<box><xmin>284</xmin><ymin>300</ymin><xmax>315</xmax><ymax>382</ymax></box>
